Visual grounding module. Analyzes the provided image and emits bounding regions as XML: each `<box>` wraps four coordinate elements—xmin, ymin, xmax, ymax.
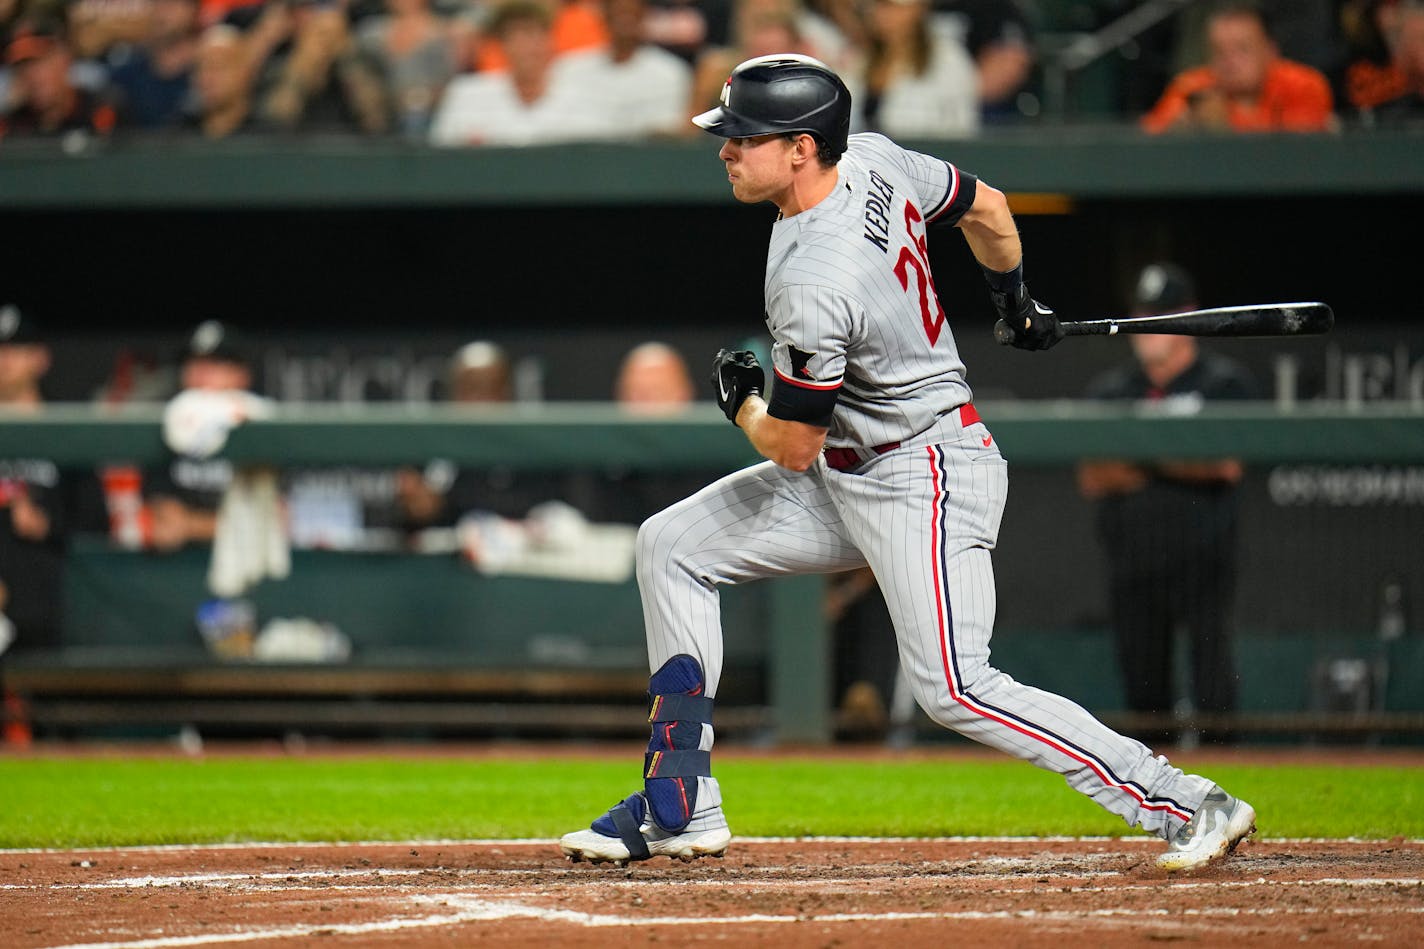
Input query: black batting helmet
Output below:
<box><xmin>692</xmin><ymin>54</ymin><xmax>851</xmax><ymax>158</ymax></box>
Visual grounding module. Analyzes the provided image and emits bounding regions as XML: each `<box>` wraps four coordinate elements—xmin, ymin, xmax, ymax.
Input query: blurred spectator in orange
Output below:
<box><xmin>932</xmin><ymin>0</ymin><xmax>1034</xmax><ymax>122</ymax></box>
<box><xmin>0</xmin><ymin>306</ymin><xmax>68</xmax><ymax>656</ymax></box>
<box><xmin>249</xmin><ymin>0</ymin><xmax>390</xmax><ymax>134</ymax></box>
<box><xmin>559</xmin><ymin>0</ymin><xmax>691</xmax><ymax>139</ymax></box>
<box><xmin>472</xmin><ymin>0</ymin><xmax>609</xmax><ymax>72</ymax></box>
<box><xmin>1</xmin><ymin>16</ymin><xmax>118</xmax><ymax>140</ymax></box>
<box><xmin>429</xmin><ymin>0</ymin><xmax>604</xmax><ymax>145</ymax></box>
<box><xmin>1141</xmin><ymin>2</ymin><xmax>1334</xmax><ymax>134</ymax></box>
<box><xmin>853</xmin><ymin>0</ymin><xmax>979</xmax><ymax>137</ymax></box>
<box><xmin>356</xmin><ymin>0</ymin><xmax>459</xmax><ymax>139</ymax></box>
<box><xmin>1341</xmin><ymin>0</ymin><xmax>1408</xmax><ymax>110</ymax></box>
<box><xmin>614</xmin><ymin>341</ymin><xmax>694</xmax><ymax>415</ymax></box>
<box><xmin>1364</xmin><ymin>0</ymin><xmax>1424</xmax><ymax>124</ymax></box>
<box><xmin>106</xmin><ymin>0</ymin><xmax>202</xmax><ymax>129</ymax></box>
<box><xmin>184</xmin><ymin>25</ymin><xmax>264</xmax><ymax>137</ymax></box>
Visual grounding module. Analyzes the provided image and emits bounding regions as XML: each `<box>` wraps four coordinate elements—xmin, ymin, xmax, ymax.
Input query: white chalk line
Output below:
<box><xmin>37</xmin><ymin>892</ymin><xmax>1424</xmax><ymax>949</ymax></box>
<box><xmin>4</xmin><ymin>835</ymin><xmax>1417</xmax><ymax>856</ymax></box>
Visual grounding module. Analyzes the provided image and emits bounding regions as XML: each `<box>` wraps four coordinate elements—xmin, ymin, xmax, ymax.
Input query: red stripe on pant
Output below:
<box><xmin>924</xmin><ymin>445</ymin><xmax>1191</xmax><ymax>823</ymax></box>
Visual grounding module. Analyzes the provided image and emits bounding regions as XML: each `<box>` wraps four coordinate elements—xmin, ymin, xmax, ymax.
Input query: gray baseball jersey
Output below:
<box><xmin>764</xmin><ymin>132</ymin><xmax>973</xmax><ymax>449</ymax></box>
<box><xmin>634</xmin><ymin>132</ymin><xmax>1217</xmax><ymax>842</ymax></box>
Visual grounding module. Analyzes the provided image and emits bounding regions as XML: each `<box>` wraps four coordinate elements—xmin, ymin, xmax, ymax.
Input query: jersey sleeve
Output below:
<box><xmin>764</xmin><ymin>283</ymin><xmax>857</xmax><ymax>428</ymax></box>
<box><xmin>893</xmin><ymin>142</ymin><xmax>978</xmax><ymax>227</ymax></box>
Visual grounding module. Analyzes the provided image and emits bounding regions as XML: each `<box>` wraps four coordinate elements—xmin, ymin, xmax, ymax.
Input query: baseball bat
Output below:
<box><xmin>993</xmin><ymin>301</ymin><xmax>1333</xmax><ymax>346</ymax></box>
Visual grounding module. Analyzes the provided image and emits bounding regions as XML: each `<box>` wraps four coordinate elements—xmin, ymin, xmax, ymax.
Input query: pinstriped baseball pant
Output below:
<box><xmin>635</xmin><ymin>414</ymin><xmax>1214</xmax><ymax>838</ymax></box>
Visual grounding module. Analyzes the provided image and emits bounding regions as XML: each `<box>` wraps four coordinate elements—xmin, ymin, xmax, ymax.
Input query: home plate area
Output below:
<box><xmin>2</xmin><ymin>838</ymin><xmax>1421</xmax><ymax>947</ymax></box>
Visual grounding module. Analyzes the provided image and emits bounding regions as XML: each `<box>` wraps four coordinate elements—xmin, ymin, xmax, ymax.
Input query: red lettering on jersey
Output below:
<box><xmin>891</xmin><ymin>202</ymin><xmax>947</xmax><ymax>345</ymax></box>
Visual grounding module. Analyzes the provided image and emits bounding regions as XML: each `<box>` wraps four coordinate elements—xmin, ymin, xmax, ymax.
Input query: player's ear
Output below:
<box><xmin>790</xmin><ymin>133</ymin><xmax>816</xmax><ymax>166</ymax></box>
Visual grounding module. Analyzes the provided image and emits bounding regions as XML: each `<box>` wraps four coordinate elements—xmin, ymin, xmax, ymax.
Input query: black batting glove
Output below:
<box><xmin>991</xmin><ymin>283</ymin><xmax>1063</xmax><ymax>351</ymax></box>
<box><xmin>711</xmin><ymin>348</ymin><xmax>764</xmax><ymax>425</ymax></box>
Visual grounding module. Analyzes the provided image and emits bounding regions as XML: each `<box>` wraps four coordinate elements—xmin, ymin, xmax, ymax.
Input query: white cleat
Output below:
<box><xmin>560</xmin><ymin>791</ymin><xmax>731</xmax><ymax>866</ymax></box>
<box><xmin>560</xmin><ymin>824</ymin><xmax>732</xmax><ymax>865</ymax></box>
<box><xmin>1157</xmin><ymin>786</ymin><xmax>1257</xmax><ymax>872</ymax></box>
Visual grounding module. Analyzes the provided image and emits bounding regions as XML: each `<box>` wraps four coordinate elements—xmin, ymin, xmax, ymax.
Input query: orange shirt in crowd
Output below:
<box><xmin>1141</xmin><ymin>58</ymin><xmax>1334</xmax><ymax>133</ymax></box>
<box><xmin>474</xmin><ymin>0</ymin><xmax>609</xmax><ymax>72</ymax></box>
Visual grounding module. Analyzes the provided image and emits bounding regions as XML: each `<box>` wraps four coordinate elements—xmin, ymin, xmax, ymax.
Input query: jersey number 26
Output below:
<box><xmin>892</xmin><ymin>202</ymin><xmax>946</xmax><ymax>346</ymax></box>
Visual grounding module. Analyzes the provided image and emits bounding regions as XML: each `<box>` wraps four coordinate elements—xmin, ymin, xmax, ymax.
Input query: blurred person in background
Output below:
<box><xmin>852</xmin><ymin>0</ymin><xmax>979</xmax><ymax>137</ymax></box>
<box><xmin>1341</xmin><ymin>0</ymin><xmax>1410</xmax><ymax>112</ymax></box>
<box><xmin>1368</xmin><ymin>0</ymin><xmax>1424</xmax><ymax>124</ymax></box>
<box><xmin>184</xmin><ymin>22</ymin><xmax>264</xmax><ymax>136</ymax></box>
<box><xmin>690</xmin><ymin>0</ymin><xmax>849</xmax><ymax>119</ymax></box>
<box><xmin>931</xmin><ymin>0</ymin><xmax>1035</xmax><ymax>123</ymax></box>
<box><xmin>428</xmin><ymin>0</ymin><xmax>604</xmax><ymax>145</ymax></box>
<box><xmin>613</xmin><ymin>341</ymin><xmax>694</xmax><ymax>414</ymax></box>
<box><xmin>644</xmin><ymin>0</ymin><xmax>732</xmax><ymax>65</ymax></box>
<box><xmin>0</xmin><ymin>305</ymin><xmax>68</xmax><ymax>658</ymax></box>
<box><xmin>106</xmin><ymin>0</ymin><xmax>202</xmax><ymax>128</ymax></box>
<box><xmin>395</xmin><ymin>340</ymin><xmax>564</xmax><ymax>534</ymax></box>
<box><xmin>244</xmin><ymin>0</ymin><xmax>390</xmax><ymax>134</ymax></box>
<box><xmin>356</xmin><ymin>0</ymin><xmax>458</xmax><ymax>139</ymax></box>
<box><xmin>1141</xmin><ymin>1</ymin><xmax>1333</xmax><ymax>134</ymax></box>
<box><xmin>1077</xmin><ymin>263</ymin><xmax>1257</xmax><ymax>745</ymax></box>
<box><xmin>65</xmin><ymin>0</ymin><xmax>154</xmax><ymax>61</ymax></box>
<box><xmin>1</xmin><ymin>15</ymin><xmax>118</xmax><ymax>139</ymax></box>
<box><xmin>143</xmin><ymin>321</ymin><xmax>252</xmax><ymax>551</ymax></box>
<box><xmin>563</xmin><ymin>340</ymin><xmax>720</xmax><ymax>525</ymax></box>
<box><xmin>690</xmin><ymin>2</ymin><xmax>809</xmax><ymax>120</ymax></box>
<box><xmin>469</xmin><ymin>0</ymin><xmax>609</xmax><ymax>72</ymax></box>
<box><xmin>558</xmin><ymin>0</ymin><xmax>691</xmax><ymax>139</ymax></box>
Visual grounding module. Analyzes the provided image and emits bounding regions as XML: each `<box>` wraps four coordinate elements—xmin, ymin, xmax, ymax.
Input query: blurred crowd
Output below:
<box><xmin>3</xmin><ymin>0</ymin><xmax>1422</xmax><ymax>145</ymax></box>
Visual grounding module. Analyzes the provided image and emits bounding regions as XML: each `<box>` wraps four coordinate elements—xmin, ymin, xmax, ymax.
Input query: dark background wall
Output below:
<box><xmin>8</xmin><ymin>193</ymin><xmax>1419</xmax><ymax>403</ymax></box>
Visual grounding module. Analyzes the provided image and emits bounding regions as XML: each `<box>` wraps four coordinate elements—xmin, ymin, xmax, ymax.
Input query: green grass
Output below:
<box><xmin>1</xmin><ymin>754</ymin><xmax>1419</xmax><ymax>849</ymax></box>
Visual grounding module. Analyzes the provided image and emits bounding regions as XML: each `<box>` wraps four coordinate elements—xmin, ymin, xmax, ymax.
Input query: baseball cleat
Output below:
<box><xmin>561</xmin><ymin>791</ymin><xmax>731</xmax><ymax>865</ymax></box>
<box><xmin>1156</xmin><ymin>786</ymin><xmax>1256</xmax><ymax>872</ymax></box>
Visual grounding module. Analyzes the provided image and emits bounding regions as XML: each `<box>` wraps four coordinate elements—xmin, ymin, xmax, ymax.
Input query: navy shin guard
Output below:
<box><xmin>643</xmin><ymin>654</ymin><xmax>712</xmax><ymax>833</ymax></box>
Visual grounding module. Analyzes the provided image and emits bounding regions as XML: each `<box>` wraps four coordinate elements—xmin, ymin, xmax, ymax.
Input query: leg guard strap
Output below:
<box><xmin>609</xmin><ymin>800</ymin><xmax>651</xmax><ymax>861</ymax></box>
<box><xmin>591</xmin><ymin>793</ymin><xmax>652</xmax><ymax>861</ymax></box>
<box><xmin>645</xmin><ymin>750</ymin><xmax>711</xmax><ymax>779</ymax></box>
<box><xmin>649</xmin><ymin>693</ymin><xmax>714</xmax><ymax>724</ymax></box>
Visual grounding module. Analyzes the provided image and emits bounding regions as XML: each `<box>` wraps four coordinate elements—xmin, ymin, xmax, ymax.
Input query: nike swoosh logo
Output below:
<box><xmin>982</xmin><ymin>436</ymin><xmax>993</xmax><ymax>447</ymax></box>
<box><xmin>717</xmin><ymin>372</ymin><xmax>730</xmax><ymax>402</ymax></box>
<box><xmin>1034</xmin><ymin>301</ymin><xmax>1054</xmax><ymax>316</ymax></box>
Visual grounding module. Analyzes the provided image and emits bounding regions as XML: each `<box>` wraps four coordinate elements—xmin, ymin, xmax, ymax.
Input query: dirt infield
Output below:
<box><xmin>3</xmin><ymin>836</ymin><xmax>1421</xmax><ymax>948</ymax></box>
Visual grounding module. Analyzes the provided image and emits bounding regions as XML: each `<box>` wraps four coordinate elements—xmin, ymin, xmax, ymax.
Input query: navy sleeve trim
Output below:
<box><xmin>768</xmin><ymin>369</ymin><xmax>839</xmax><ymax>427</ymax></box>
<box><xmin>927</xmin><ymin>165</ymin><xmax>978</xmax><ymax>227</ymax></box>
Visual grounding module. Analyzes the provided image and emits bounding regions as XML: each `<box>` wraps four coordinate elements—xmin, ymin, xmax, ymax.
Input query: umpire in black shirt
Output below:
<box><xmin>1077</xmin><ymin>264</ymin><xmax>1258</xmax><ymax>743</ymax></box>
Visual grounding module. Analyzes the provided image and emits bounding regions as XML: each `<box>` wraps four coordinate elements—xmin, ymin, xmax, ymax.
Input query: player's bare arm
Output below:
<box><xmin>956</xmin><ymin>180</ymin><xmax>1021</xmax><ymax>273</ymax></box>
<box><xmin>735</xmin><ymin>396</ymin><xmax>828</xmax><ymax>472</ymax></box>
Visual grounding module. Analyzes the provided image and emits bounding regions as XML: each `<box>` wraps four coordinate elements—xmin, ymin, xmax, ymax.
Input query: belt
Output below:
<box><xmin>824</xmin><ymin>403</ymin><xmax>981</xmax><ymax>472</ymax></box>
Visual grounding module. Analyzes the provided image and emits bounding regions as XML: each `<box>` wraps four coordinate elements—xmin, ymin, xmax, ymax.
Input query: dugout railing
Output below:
<box><xmin>2</xmin><ymin>402</ymin><xmax>1422</xmax><ymax>744</ymax></box>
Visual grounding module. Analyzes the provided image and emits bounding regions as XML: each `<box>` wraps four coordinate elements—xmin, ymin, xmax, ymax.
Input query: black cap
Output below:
<box><xmin>0</xmin><ymin>304</ymin><xmax>41</xmax><ymax>344</ymax></box>
<box><xmin>185</xmin><ymin>320</ymin><xmax>250</xmax><ymax>366</ymax></box>
<box><xmin>1132</xmin><ymin>262</ymin><xmax>1197</xmax><ymax>314</ymax></box>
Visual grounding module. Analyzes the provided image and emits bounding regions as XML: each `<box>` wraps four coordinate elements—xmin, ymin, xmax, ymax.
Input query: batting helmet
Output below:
<box><xmin>692</xmin><ymin>54</ymin><xmax>851</xmax><ymax>158</ymax></box>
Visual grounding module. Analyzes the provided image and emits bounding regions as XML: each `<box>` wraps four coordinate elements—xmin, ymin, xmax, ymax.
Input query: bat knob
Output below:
<box><xmin>993</xmin><ymin>319</ymin><xmax>1014</xmax><ymax>346</ymax></box>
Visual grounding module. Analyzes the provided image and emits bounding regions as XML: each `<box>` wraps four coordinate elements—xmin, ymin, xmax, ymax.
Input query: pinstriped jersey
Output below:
<box><xmin>764</xmin><ymin>132</ymin><xmax>976</xmax><ymax>449</ymax></box>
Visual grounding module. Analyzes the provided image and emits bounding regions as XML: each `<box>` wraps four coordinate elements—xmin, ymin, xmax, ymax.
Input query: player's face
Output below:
<box><xmin>717</xmin><ymin>133</ymin><xmax>796</xmax><ymax>204</ymax></box>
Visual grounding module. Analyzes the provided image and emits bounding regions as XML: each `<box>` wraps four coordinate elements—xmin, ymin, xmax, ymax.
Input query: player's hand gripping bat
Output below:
<box><xmin>993</xmin><ymin>302</ymin><xmax>1334</xmax><ymax>346</ymax></box>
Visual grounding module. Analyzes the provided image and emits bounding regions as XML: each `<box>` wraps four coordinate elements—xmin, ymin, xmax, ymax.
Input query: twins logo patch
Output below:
<box><xmin>789</xmin><ymin>346</ymin><xmax>817</xmax><ymax>380</ymax></box>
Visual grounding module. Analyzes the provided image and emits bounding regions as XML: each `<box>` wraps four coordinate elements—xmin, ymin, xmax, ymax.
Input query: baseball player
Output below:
<box><xmin>560</xmin><ymin>54</ymin><xmax>1255</xmax><ymax>873</ymax></box>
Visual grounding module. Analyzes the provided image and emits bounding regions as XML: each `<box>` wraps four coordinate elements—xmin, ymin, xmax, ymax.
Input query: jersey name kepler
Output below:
<box><xmin>862</xmin><ymin>169</ymin><xmax>896</xmax><ymax>253</ymax></box>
